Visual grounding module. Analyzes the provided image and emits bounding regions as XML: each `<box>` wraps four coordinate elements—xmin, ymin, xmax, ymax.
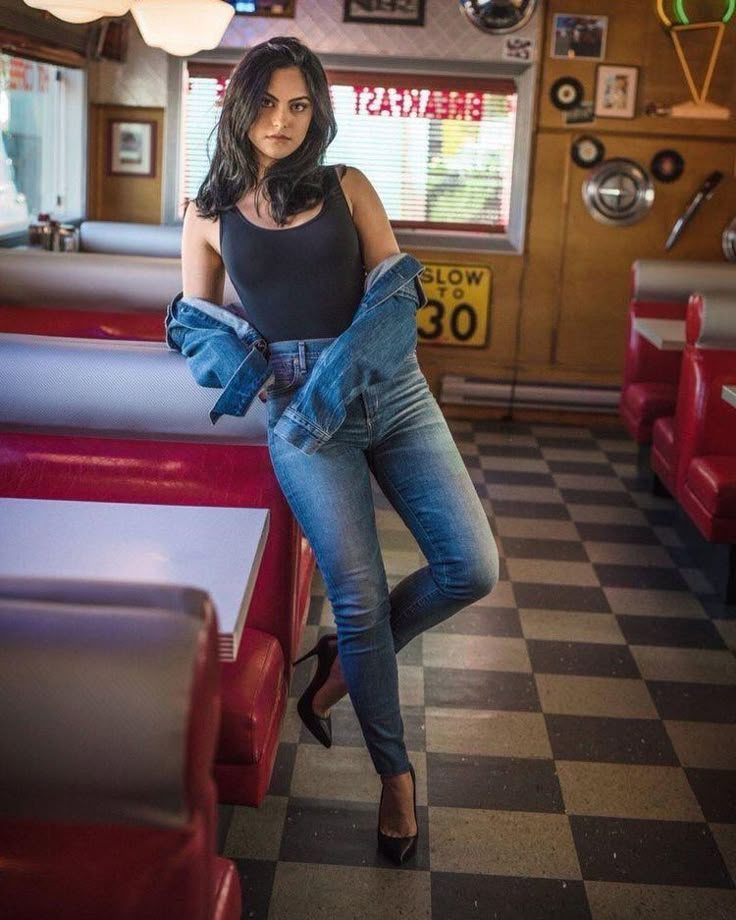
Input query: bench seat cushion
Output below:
<box><xmin>621</xmin><ymin>382</ymin><xmax>678</xmax><ymax>443</ymax></box>
<box><xmin>686</xmin><ymin>457</ymin><xmax>736</xmax><ymax>518</ymax></box>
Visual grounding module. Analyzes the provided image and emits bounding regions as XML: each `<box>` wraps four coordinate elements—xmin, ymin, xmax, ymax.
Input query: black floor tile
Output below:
<box><xmin>527</xmin><ymin>640</ymin><xmax>640</xmax><ymax>678</ymax></box>
<box><xmin>644</xmin><ymin>508</ymin><xmax>678</xmax><ymax>526</ymax></box>
<box><xmin>482</xmin><ymin>470</ymin><xmax>556</xmax><ymax>487</ymax></box>
<box><xmin>427</xmin><ymin>753</ymin><xmax>563</xmax><ymax>813</ymax></box>
<box><xmin>279</xmin><ymin>798</ymin><xmax>429</xmax><ymax>869</ymax></box>
<box><xmin>491</xmin><ymin>500</ymin><xmax>570</xmax><ymax>520</ymax></box>
<box><xmin>477</xmin><ymin>444</ymin><xmax>544</xmax><ymax>459</ymax></box>
<box><xmin>429</xmin><ymin>605</ymin><xmax>522</xmax><ymax>637</ymax></box>
<box><xmin>424</xmin><ymin>667</ymin><xmax>541</xmax><ymax>711</ymax></box>
<box><xmin>561</xmin><ymin>489</ymin><xmax>635</xmax><ymax>507</ymax></box>
<box><xmin>432</xmin><ymin>873</ymin><xmax>592</xmax><ymax>920</ymax></box>
<box><xmin>501</xmin><ymin>537</ymin><xmax>589</xmax><ymax>562</ymax></box>
<box><xmin>267</xmin><ymin>742</ymin><xmax>297</xmax><ymax>797</ymax></box>
<box><xmin>575</xmin><ymin>522</ymin><xmax>658</xmax><ymax>545</ymax></box>
<box><xmin>513</xmin><ymin>583</ymin><xmax>611</xmax><ymax>613</ymax></box>
<box><xmin>233</xmin><ymin>858</ymin><xmax>276</xmax><ymax>920</ymax></box>
<box><xmin>570</xmin><ymin>815</ymin><xmax>734</xmax><ymax>887</ymax></box>
<box><xmin>545</xmin><ymin>714</ymin><xmax>679</xmax><ymax>765</ymax></box>
<box><xmin>594</xmin><ymin>564</ymin><xmax>689</xmax><ymax>591</ymax></box>
<box><xmin>685</xmin><ymin>768</ymin><xmax>736</xmax><ymax>822</ymax></box>
<box><xmin>647</xmin><ymin>681</ymin><xmax>736</xmax><ymax>723</ymax></box>
<box><xmin>537</xmin><ymin>437</ymin><xmax>597</xmax><ymax>450</ymax></box>
<box><xmin>547</xmin><ymin>460</ymin><xmax>615</xmax><ymax>476</ymax></box>
<box><xmin>616</xmin><ymin>615</ymin><xmax>727</xmax><ymax>649</ymax></box>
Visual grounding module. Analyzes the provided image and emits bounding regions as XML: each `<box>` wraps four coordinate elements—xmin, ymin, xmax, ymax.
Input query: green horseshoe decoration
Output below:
<box><xmin>674</xmin><ymin>0</ymin><xmax>735</xmax><ymax>24</ymax></box>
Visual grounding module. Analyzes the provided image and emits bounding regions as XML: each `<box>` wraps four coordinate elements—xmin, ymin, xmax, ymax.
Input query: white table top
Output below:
<box><xmin>633</xmin><ymin>318</ymin><xmax>686</xmax><ymax>351</ymax></box>
<box><xmin>723</xmin><ymin>385</ymin><xmax>736</xmax><ymax>409</ymax></box>
<box><xmin>0</xmin><ymin>498</ymin><xmax>269</xmax><ymax>662</ymax></box>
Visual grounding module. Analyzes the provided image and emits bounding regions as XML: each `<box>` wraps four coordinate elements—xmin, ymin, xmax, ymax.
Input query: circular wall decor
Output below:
<box><xmin>723</xmin><ymin>218</ymin><xmax>736</xmax><ymax>262</ymax></box>
<box><xmin>459</xmin><ymin>0</ymin><xmax>539</xmax><ymax>34</ymax></box>
<box><xmin>571</xmin><ymin>135</ymin><xmax>605</xmax><ymax>168</ymax></box>
<box><xmin>550</xmin><ymin>76</ymin><xmax>584</xmax><ymax>111</ymax></box>
<box><xmin>582</xmin><ymin>158</ymin><xmax>655</xmax><ymax>226</ymax></box>
<box><xmin>651</xmin><ymin>149</ymin><xmax>685</xmax><ymax>183</ymax></box>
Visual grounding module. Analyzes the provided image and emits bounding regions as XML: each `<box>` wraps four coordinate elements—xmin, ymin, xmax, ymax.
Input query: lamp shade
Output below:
<box><xmin>23</xmin><ymin>1</ymin><xmax>130</xmax><ymax>22</ymax></box>
<box><xmin>132</xmin><ymin>0</ymin><xmax>234</xmax><ymax>56</ymax></box>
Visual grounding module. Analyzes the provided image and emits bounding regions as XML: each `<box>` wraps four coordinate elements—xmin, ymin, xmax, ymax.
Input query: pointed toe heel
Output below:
<box><xmin>292</xmin><ymin>633</ymin><xmax>339</xmax><ymax>749</ymax></box>
<box><xmin>377</xmin><ymin>763</ymin><xmax>418</xmax><ymax>866</ymax></box>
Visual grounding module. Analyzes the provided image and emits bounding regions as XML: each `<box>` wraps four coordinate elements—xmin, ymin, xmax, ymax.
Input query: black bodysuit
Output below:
<box><xmin>219</xmin><ymin>166</ymin><xmax>365</xmax><ymax>343</ymax></box>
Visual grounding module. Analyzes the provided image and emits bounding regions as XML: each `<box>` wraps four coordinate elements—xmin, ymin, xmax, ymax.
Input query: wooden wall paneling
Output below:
<box><xmin>87</xmin><ymin>104</ymin><xmax>165</xmax><ymax>223</ymax></box>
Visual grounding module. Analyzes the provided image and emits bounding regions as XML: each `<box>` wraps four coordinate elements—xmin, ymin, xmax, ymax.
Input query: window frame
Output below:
<box><xmin>166</xmin><ymin>51</ymin><xmax>535</xmax><ymax>254</ymax></box>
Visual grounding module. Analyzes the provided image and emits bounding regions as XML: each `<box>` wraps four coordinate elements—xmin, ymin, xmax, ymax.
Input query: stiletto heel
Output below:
<box><xmin>377</xmin><ymin>763</ymin><xmax>418</xmax><ymax>866</ymax></box>
<box><xmin>292</xmin><ymin>633</ymin><xmax>339</xmax><ymax>748</ymax></box>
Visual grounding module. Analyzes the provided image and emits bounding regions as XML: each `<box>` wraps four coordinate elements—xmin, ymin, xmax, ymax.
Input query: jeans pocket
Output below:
<box><xmin>267</xmin><ymin>357</ymin><xmax>301</xmax><ymax>396</ymax></box>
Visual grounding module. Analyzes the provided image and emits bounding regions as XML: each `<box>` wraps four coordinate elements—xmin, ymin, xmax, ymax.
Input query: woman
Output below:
<box><xmin>181</xmin><ymin>36</ymin><xmax>498</xmax><ymax>865</ymax></box>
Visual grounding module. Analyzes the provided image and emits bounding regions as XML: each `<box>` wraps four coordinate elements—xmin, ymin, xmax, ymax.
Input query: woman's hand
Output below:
<box><xmin>181</xmin><ymin>203</ymin><xmax>226</xmax><ymax>303</ymax></box>
<box><xmin>340</xmin><ymin>167</ymin><xmax>400</xmax><ymax>274</ymax></box>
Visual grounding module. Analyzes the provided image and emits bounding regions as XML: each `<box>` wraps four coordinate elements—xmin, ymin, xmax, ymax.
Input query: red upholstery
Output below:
<box><xmin>651</xmin><ymin>415</ymin><xmax>676</xmax><ymax>495</ymax></box>
<box><xmin>0</xmin><ymin>305</ymin><xmax>164</xmax><ymax>340</ymax></box>
<box><xmin>0</xmin><ymin>586</ymin><xmax>241</xmax><ymax>920</ymax></box>
<box><xmin>620</xmin><ymin>381</ymin><xmax>678</xmax><ymax>445</ymax></box>
<box><xmin>0</xmin><ymin>431</ymin><xmax>313</xmax><ymax>806</ymax></box>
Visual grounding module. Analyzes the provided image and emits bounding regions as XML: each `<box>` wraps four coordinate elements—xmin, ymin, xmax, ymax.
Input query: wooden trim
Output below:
<box><xmin>0</xmin><ymin>27</ymin><xmax>86</xmax><ymax>69</ymax></box>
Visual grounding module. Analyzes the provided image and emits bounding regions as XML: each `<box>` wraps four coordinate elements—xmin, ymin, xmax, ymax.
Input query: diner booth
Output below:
<box><xmin>1</xmin><ymin>2</ymin><xmax>735</xmax><ymax>918</ymax></box>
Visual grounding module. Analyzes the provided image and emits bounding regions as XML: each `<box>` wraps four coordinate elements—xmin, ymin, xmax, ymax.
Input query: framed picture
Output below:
<box><xmin>344</xmin><ymin>0</ymin><xmax>425</xmax><ymax>27</ymax></box>
<box><xmin>225</xmin><ymin>0</ymin><xmax>295</xmax><ymax>16</ymax></box>
<box><xmin>108</xmin><ymin>120</ymin><xmax>156</xmax><ymax>177</ymax></box>
<box><xmin>551</xmin><ymin>13</ymin><xmax>608</xmax><ymax>60</ymax></box>
<box><xmin>594</xmin><ymin>64</ymin><xmax>639</xmax><ymax>119</ymax></box>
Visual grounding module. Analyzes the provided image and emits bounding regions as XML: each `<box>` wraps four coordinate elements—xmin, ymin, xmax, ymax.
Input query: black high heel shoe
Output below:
<box><xmin>292</xmin><ymin>633</ymin><xmax>339</xmax><ymax>748</ymax></box>
<box><xmin>377</xmin><ymin>763</ymin><xmax>418</xmax><ymax>866</ymax></box>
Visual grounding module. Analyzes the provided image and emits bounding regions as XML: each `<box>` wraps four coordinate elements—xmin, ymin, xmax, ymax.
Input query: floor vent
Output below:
<box><xmin>440</xmin><ymin>375</ymin><xmax>621</xmax><ymax>413</ymax></box>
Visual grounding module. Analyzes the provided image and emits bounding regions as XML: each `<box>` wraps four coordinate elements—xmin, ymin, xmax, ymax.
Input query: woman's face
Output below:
<box><xmin>247</xmin><ymin>66</ymin><xmax>313</xmax><ymax>170</ymax></box>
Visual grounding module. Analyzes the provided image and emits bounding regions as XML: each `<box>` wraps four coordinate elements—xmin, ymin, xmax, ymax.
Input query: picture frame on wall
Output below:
<box><xmin>108</xmin><ymin>120</ymin><xmax>156</xmax><ymax>177</ymax></box>
<box><xmin>343</xmin><ymin>0</ymin><xmax>425</xmax><ymax>27</ymax></box>
<box><xmin>551</xmin><ymin>13</ymin><xmax>608</xmax><ymax>60</ymax></box>
<box><xmin>594</xmin><ymin>64</ymin><xmax>639</xmax><ymax>120</ymax></box>
<box><xmin>225</xmin><ymin>0</ymin><xmax>296</xmax><ymax>16</ymax></box>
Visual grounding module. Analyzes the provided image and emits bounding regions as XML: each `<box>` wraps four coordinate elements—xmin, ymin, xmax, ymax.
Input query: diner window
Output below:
<box><xmin>181</xmin><ymin>64</ymin><xmax>520</xmax><ymax>242</ymax></box>
<box><xmin>0</xmin><ymin>54</ymin><xmax>85</xmax><ymax>238</ymax></box>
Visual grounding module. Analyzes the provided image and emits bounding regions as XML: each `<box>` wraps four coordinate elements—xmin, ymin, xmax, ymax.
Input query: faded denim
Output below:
<box><xmin>266</xmin><ymin>338</ymin><xmax>499</xmax><ymax>777</ymax></box>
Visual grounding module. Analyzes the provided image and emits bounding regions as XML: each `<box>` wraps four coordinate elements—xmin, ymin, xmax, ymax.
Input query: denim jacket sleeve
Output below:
<box><xmin>272</xmin><ymin>254</ymin><xmax>426</xmax><ymax>455</ymax></box>
<box><xmin>165</xmin><ymin>292</ymin><xmax>270</xmax><ymax>424</ymax></box>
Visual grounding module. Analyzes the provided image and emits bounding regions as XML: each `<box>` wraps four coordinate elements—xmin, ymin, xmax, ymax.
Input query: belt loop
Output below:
<box><xmin>297</xmin><ymin>341</ymin><xmax>307</xmax><ymax>372</ymax></box>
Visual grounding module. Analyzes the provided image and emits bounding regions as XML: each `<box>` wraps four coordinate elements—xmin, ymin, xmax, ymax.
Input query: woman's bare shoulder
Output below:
<box><xmin>181</xmin><ymin>203</ymin><xmax>225</xmax><ymax>301</ymax></box>
<box><xmin>182</xmin><ymin>202</ymin><xmax>221</xmax><ymax>257</ymax></box>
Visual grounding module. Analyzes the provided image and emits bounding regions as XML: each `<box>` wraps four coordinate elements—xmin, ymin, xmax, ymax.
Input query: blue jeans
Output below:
<box><xmin>266</xmin><ymin>338</ymin><xmax>499</xmax><ymax>777</ymax></box>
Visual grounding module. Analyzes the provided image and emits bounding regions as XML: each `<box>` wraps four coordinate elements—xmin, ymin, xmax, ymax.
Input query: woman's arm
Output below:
<box><xmin>340</xmin><ymin>167</ymin><xmax>400</xmax><ymax>274</ymax></box>
<box><xmin>181</xmin><ymin>204</ymin><xmax>226</xmax><ymax>303</ymax></box>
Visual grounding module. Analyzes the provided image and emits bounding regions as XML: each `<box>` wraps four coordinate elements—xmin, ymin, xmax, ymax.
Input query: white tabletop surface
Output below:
<box><xmin>0</xmin><ymin>498</ymin><xmax>269</xmax><ymax>662</ymax></box>
<box><xmin>632</xmin><ymin>318</ymin><xmax>686</xmax><ymax>351</ymax></box>
<box><xmin>723</xmin><ymin>385</ymin><xmax>736</xmax><ymax>408</ymax></box>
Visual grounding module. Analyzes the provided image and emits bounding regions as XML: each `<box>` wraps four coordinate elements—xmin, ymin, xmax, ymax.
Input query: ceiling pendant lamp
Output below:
<box><xmin>23</xmin><ymin>1</ymin><xmax>130</xmax><ymax>23</ymax></box>
<box><xmin>131</xmin><ymin>0</ymin><xmax>234</xmax><ymax>56</ymax></box>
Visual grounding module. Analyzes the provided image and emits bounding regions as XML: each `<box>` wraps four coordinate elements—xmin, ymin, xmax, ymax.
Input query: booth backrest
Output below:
<box><xmin>631</xmin><ymin>260</ymin><xmax>736</xmax><ymax>303</ymax></box>
<box><xmin>0</xmin><ymin>249</ymin><xmax>238</xmax><ymax>312</ymax></box>
<box><xmin>688</xmin><ymin>291</ymin><xmax>736</xmax><ymax>349</ymax></box>
<box><xmin>0</xmin><ymin>578</ymin><xmax>223</xmax><ymax>920</ymax></box>
<box><xmin>79</xmin><ymin>221</ymin><xmax>183</xmax><ymax>258</ymax></box>
<box><xmin>0</xmin><ymin>333</ymin><xmax>267</xmax><ymax>443</ymax></box>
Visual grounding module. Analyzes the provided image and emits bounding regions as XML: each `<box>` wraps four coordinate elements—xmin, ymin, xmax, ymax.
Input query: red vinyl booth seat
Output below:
<box><xmin>619</xmin><ymin>260</ymin><xmax>736</xmax><ymax>444</ymax></box>
<box><xmin>0</xmin><ymin>304</ymin><xmax>165</xmax><ymax>341</ymax></box>
<box><xmin>0</xmin><ymin>579</ymin><xmax>241</xmax><ymax>920</ymax></box>
<box><xmin>0</xmin><ymin>333</ymin><xmax>314</xmax><ymax>807</ymax></box>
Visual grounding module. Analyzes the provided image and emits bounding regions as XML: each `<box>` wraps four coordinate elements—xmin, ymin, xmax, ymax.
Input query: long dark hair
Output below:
<box><xmin>194</xmin><ymin>36</ymin><xmax>337</xmax><ymax>226</ymax></box>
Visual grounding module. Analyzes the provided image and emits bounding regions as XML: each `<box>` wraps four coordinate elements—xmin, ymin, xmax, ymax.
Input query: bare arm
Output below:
<box><xmin>340</xmin><ymin>167</ymin><xmax>400</xmax><ymax>274</ymax></box>
<box><xmin>181</xmin><ymin>203</ymin><xmax>226</xmax><ymax>303</ymax></box>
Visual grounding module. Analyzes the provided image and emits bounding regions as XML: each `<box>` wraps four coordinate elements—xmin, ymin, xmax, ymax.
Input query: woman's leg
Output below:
<box><xmin>268</xmin><ymin>427</ymin><xmax>412</xmax><ymax>781</ymax></box>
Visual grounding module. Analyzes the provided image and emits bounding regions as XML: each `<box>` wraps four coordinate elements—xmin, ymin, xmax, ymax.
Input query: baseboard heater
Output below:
<box><xmin>440</xmin><ymin>375</ymin><xmax>621</xmax><ymax>413</ymax></box>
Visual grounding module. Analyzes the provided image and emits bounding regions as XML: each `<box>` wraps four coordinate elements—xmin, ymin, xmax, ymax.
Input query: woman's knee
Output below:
<box><xmin>442</xmin><ymin>534</ymin><xmax>499</xmax><ymax>602</ymax></box>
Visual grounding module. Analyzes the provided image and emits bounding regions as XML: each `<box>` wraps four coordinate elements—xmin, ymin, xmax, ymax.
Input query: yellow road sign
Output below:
<box><xmin>417</xmin><ymin>262</ymin><xmax>492</xmax><ymax>347</ymax></box>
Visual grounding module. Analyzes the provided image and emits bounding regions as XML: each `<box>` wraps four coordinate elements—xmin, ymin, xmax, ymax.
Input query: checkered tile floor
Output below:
<box><xmin>220</xmin><ymin>421</ymin><xmax>736</xmax><ymax>920</ymax></box>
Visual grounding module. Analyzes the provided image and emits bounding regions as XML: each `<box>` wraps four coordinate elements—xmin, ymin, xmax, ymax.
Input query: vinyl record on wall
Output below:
<box><xmin>651</xmin><ymin>149</ymin><xmax>685</xmax><ymax>183</ymax></box>
<box><xmin>571</xmin><ymin>135</ymin><xmax>605</xmax><ymax>168</ymax></box>
<box><xmin>550</xmin><ymin>76</ymin><xmax>584</xmax><ymax>111</ymax></box>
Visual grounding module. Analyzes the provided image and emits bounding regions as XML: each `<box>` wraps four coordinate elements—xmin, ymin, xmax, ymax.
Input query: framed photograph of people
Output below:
<box><xmin>551</xmin><ymin>13</ymin><xmax>608</xmax><ymax>60</ymax></box>
<box><xmin>225</xmin><ymin>0</ymin><xmax>296</xmax><ymax>16</ymax></box>
<box><xmin>594</xmin><ymin>64</ymin><xmax>639</xmax><ymax>119</ymax></box>
<box><xmin>108</xmin><ymin>120</ymin><xmax>156</xmax><ymax>177</ymax></box>
<box><xmin>343</xmin><ymin>0</ymin><xmax>425</xmax><ymax>27</ymax></box>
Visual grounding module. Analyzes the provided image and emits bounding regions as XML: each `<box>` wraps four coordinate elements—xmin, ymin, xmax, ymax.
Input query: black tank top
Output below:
<box><xmin>219</xmin><ymin>166</ymin><xmax>365</xmax><ymax>343</ymax></box>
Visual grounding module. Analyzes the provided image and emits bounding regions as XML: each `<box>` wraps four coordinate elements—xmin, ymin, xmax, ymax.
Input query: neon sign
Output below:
<box><xmin>353</xmin><ymin>85</ymin><xmax>484</xmax><ymax>121</ymax></box>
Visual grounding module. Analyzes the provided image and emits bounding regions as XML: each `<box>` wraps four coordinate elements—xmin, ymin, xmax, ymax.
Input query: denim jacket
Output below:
<box><xmin>165</xmin><ymin>253</ymin><xmax>426</xmax><ymax>455</ymax></box>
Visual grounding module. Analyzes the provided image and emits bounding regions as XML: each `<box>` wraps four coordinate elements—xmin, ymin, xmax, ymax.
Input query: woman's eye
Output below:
<box><xmin>292</xmin><ymin>102</ymin><xmax>308</xmax><ymax>112</ymax></box>
<box><xmin>261</xmin><ymin>98</ymin><xmax>273</xmax><ymax>107</ymax></box>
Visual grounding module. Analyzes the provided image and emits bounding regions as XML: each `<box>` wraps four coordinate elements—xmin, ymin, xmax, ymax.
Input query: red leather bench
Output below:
<box><xmin>620</xmin><ymin>260</ymin><xmax>736</xmax><ymax>444</ymax></box>
<box><xmin>651</xmin><ymin>293</ymin><xmax>736</xmax><ymax>599</ymax></box>
<box><xmin>0</xmin><ymin>578</ymin><xmax>241</xmax><ymax>920</ymax></box>
<box><xmin>0</xmin><ymin>332</ymin><xmax>314</xmax><ymax>807</ymax></box>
